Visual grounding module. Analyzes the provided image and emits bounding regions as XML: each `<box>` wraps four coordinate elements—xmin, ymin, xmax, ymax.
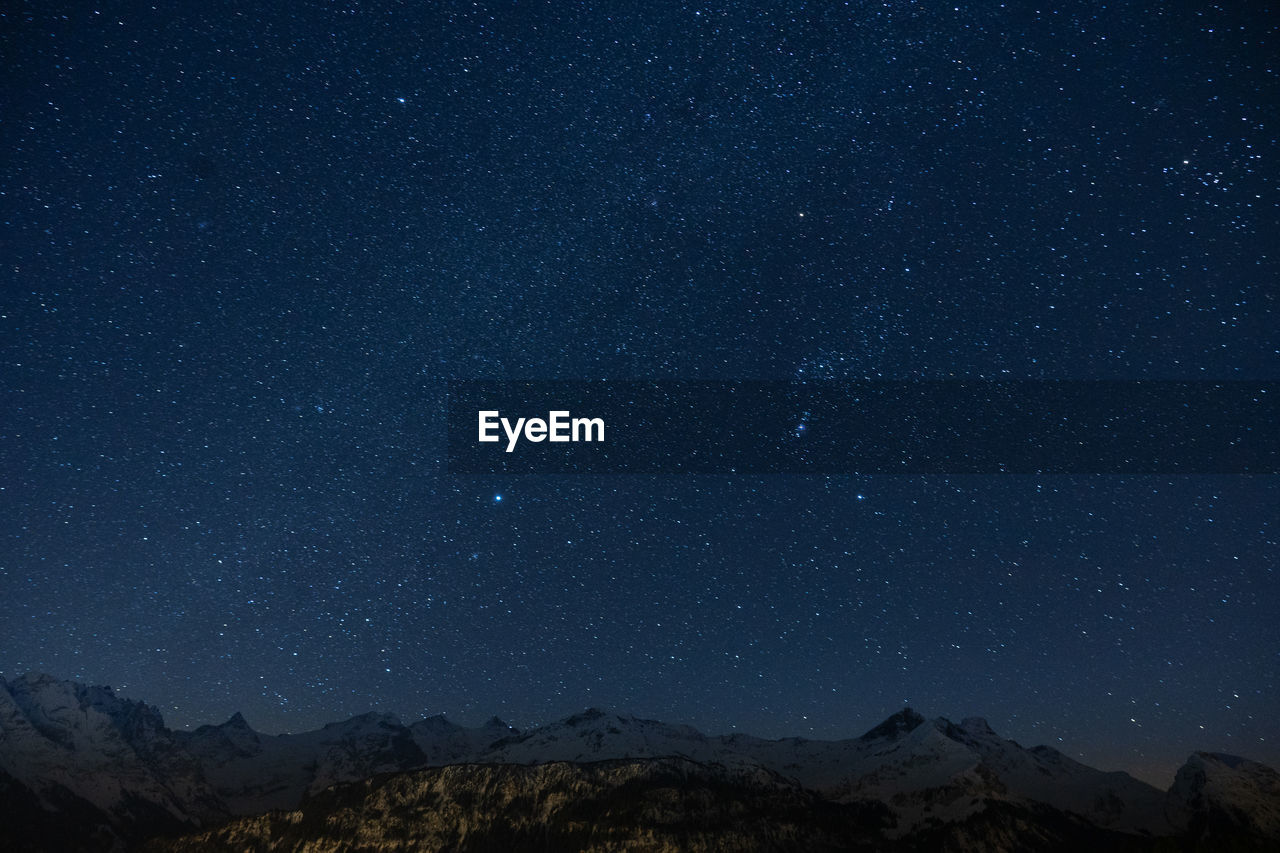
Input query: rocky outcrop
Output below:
<box><xmin>145</xmin><ymin>757</ymin><xmax>895</xmax><ymax>853</ymax></box>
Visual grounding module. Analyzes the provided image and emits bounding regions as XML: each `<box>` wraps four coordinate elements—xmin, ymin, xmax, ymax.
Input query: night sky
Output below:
<box><xmin>2</xmin><ymin>1</ymin><xmax>1276</xmax><ymax>788</ymax></box>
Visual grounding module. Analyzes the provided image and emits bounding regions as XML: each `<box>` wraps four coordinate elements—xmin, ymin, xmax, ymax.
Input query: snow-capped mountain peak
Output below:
<box><xmin>1168</xmin><ymin>751</ymin><xmax>1280</xmax><ymax>841</ymax></box>
<box><xmin>857</xmin><ymin>707</ymin><xmax>927</xmax><ymax>742</ymax></box>
<box><xmin>0</xmin><ymin>674</ymin><xmax>226</xmax><ymax>850</ymax></box>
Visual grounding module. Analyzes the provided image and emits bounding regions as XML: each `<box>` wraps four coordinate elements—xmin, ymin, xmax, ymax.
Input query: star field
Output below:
<box><xmin>1</xmin><ymin>1</ymin><xmax>1276</xmax><ymax>788</ymax></box>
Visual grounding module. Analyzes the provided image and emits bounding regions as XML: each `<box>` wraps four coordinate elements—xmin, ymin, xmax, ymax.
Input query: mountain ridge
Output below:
<box><xmin>2</xmin><ymin>673</ymin><xmax>1276</xmax><ymax>852</ymax></box>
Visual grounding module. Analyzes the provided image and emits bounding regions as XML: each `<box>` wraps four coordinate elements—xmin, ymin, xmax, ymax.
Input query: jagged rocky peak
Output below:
<box><xmin>222</xmin><ymin>711</ymin><xmax>251</xmax><ymax>730</ymax></box>
<box><xmin>958</xmin><ymin>716</ymin><xmax>998</xmax><ymax>737</ymax></box>
<box><xmin>184</xmin><ymin>711</ymin><xmax>256</xmax><ymax>741</ymax></box>
<box><xmin>564</xmin><ymin>707</ymin><xmax>610</xmax><ymax>726</ymax></box>
<box><xmin>858</xmin><ymin>706</ymin><xmax>927</xmax><ymax>741</ymax></box>
<box><xmin>483</xmin><ymin>715</ymin><xmax>515</xmax><ymax>731</ymax></box>
<box><xmin>409</xmin><ymin>713</ymin><xmax>461</xmax><ymax>734</ymax></box>
<box><xmin>322</xmin><ymin>710</ymin><xmax>404</xmax><ymax>732</ymax></box>
<box><xmin>938</xmin><ymin>714</ymin><xmax>1006</xmax><ymax>748</ymax></box>
<box><xmin>179</xmin><ymin>709</ymin><xmax>262</xmax><ymax>762</ymax></box>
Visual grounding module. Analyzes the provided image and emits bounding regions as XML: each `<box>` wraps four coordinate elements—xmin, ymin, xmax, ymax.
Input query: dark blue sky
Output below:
<box><xmin>2</xmin><ymin>1</ymin><xmax>1275</xmax><ymax>787</ymax></box>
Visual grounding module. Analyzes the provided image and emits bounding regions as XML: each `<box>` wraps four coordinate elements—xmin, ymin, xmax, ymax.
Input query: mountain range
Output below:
<box><xmin>1</xmin><ymin>673</ymin><xmax>1276</xmax><ymax>851</ymax></box>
